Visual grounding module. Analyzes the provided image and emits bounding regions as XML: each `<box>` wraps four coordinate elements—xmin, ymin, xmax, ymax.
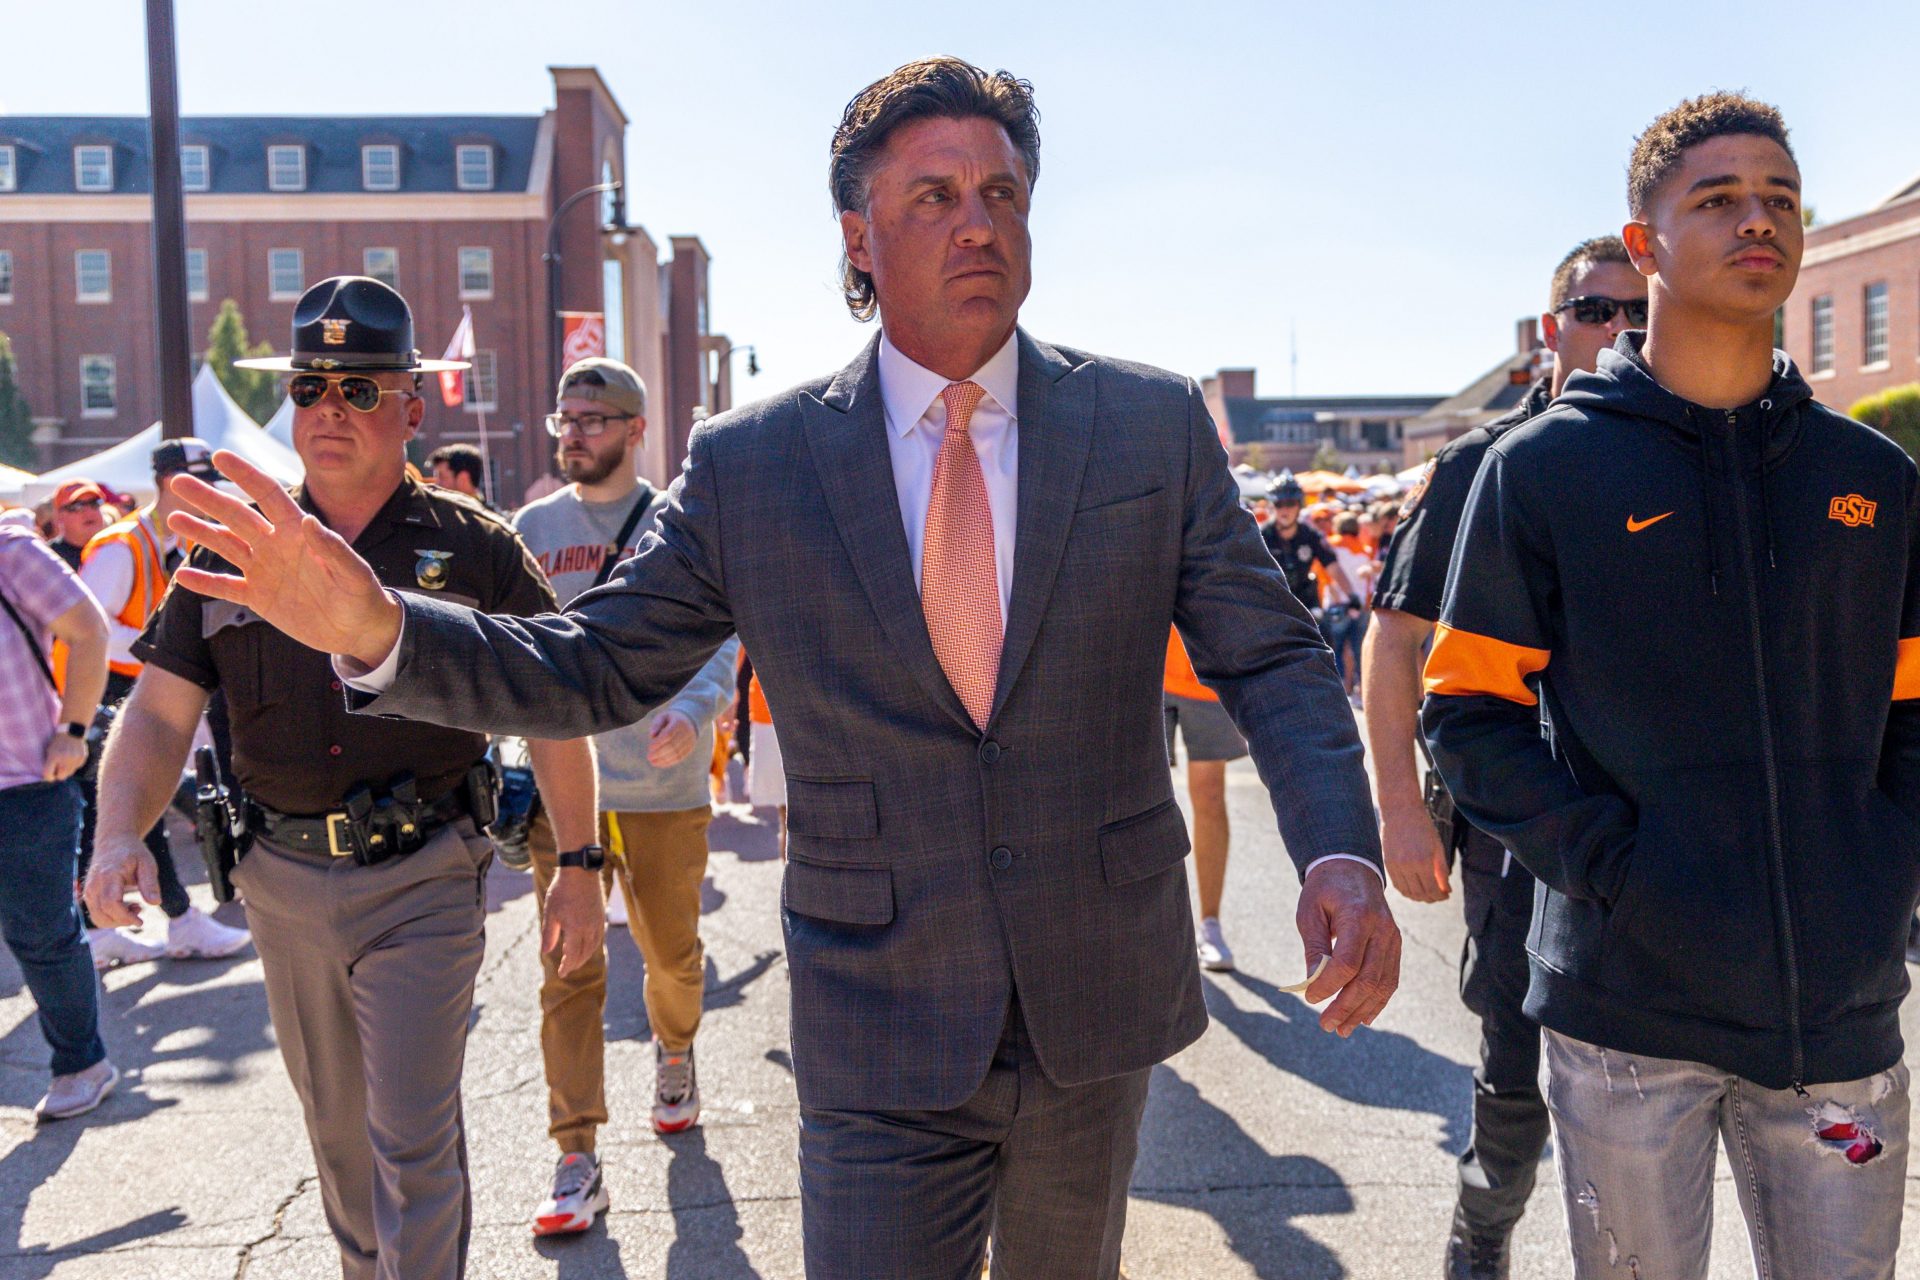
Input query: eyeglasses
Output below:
<box><xmin>59</xmin><ymin>498</ymin><xmax>103</xmax><ymax>513</ymax></box>
<box><xmin>1555</xmin><ymin>295</ymin><xmax>1650</xmax><ymax>327</ymax></box>
<box><xmin>287</xmin><ymin>373</ymin><xmax>415</xmax><ymax>413</ymax></box>
<box><xmin>544</xmin><ymin>412</ymin><xmax>633</xmax><ymax>439</ymax></box>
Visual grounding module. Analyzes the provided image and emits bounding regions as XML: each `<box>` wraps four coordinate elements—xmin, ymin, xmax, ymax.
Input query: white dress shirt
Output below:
<box><xmin>79</xmin><ymin>512</ymin><xmax>174</xmax><ymax>669</ymax></box>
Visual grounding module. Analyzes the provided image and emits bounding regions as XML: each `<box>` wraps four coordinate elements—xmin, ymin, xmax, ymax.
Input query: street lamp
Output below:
<box><xmin>543</xmin><ymin>180</ymin><xmax>623</xmax><ymax>390</ymax></box>
<box><xmin>707</xmin><ymin>341</ymin><xmax>759</xmax><ymax>416</ymax></box>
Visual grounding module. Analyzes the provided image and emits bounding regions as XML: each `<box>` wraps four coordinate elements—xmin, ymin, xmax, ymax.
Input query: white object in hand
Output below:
<box><xmin>1275</xmin><ymin>954</ymin><xmax>1332</xmax><ymax>997</ymax></box>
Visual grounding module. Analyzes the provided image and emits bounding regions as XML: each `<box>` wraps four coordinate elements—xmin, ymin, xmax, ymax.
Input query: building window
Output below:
<box><xmin>458</xmin><ymin>247</ymin><xmax>493</xmax><ymax>299</ymax></box>
<box><xmin>1810</xmin><ymin>294</ymin><xmax>1834</xmax><ymax>374</ymax></box>
<box><xmin>465</xmin><ymin>350</ymin><xmax>498</xmax><ymax>412</ymax></box>
<box><xmin>364</xmin><ymin>247</ymin><xmax>399</xmax><ymax>288</ymax></box>
<box><xmin>361</xmin><ymin>144</ymin><xmax>400</xmax><ymax>191</ymax></box>
<box><xmin>73</xmin><ymin>145</ymin><xmax>114</xmax><ymax>192</ymax></box>
<box><xmin>186</xmin><ymin>248</ymin><xmax>208</xmax><ymax>302</ymax></box>
<box><xmin>80</xmin><ymin>356</ymin><xmax>116</xmax><ymax>416</ymax></box>
<box><xmin>267</xmin><ymin>145</ymin><xmax>306</xmax><ymax>192</ymax></box>
<box><xmin>0</xmin><ymin>251</ymin><xmax>12</xmax><ymax>302</ymax></box>
<box><xmin>269</xmin><ymin>248</ymin><xmax>304</xmax><ymax>300</ymax></box>
<box><xmin>180</xmin><ymin>144</ymin><xmax>210</xmax><ymax>192</ymax></box>
<box><xmin>0</xmin><ymin>146</ymin><xmax>15</xmax><ymax>193</ymax></box>
<box><xmin>1863</xmin><ymin>282</ymin><xmax>1890</xmax><ymax>367</ymax></box>
<box><xmin>456</xmin><ymin>145</ymin><xmax>494</xmax><ymax>191</ymax></box>
<box><xmin>74</xmin><ymin>249</ymin><xmax>111</xmax><ymax>302</ymax></box>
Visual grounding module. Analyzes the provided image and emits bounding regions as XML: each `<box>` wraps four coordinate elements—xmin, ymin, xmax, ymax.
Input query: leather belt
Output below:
<box><xmin>255</xmin><ymin>791</ymin><xmax>470</xmax><ymax>859</ymax></box>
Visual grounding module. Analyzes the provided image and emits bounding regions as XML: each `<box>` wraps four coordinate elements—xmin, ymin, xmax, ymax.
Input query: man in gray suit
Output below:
<box><xmin>168</xmin><ymin>56</ymin><xmax>1399</xmax><ymax>1280</ymax></box>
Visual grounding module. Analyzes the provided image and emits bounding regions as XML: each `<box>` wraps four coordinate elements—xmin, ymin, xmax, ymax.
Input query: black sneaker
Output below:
<box><xmin>1444</xmin><ymin>1209</ymin><xmax>1511</xmax><ymax>1280</ymax></box>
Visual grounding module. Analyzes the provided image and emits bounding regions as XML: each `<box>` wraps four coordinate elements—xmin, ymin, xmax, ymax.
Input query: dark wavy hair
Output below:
<box><xmin>829</xmin><ymin>57</ymin><xmax>1041</xmax><ymax>321</ymax></box>
<box><xmin>1628</xmin><ymin>92</ymin><xmax>1793</xmax><ymax>217</ymax></box>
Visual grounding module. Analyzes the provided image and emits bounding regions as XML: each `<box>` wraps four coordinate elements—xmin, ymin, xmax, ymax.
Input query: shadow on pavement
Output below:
<box><xmin>1213</xmin><ymin>971</ymin><xmax>1473</xmax><ymax>1153</ymax></box>
<box><xmin>603</xmin><ymin>939</ymin><xmax>783</xmax><ymax>1046</ymax></box>
<box><xmin>665</xmin><ymin>1127</ymin><xmax>764</xmax><ymax>1280</ymax></box>
<box><xmin>535</xmin><ymin>1216</ymin><xmax>631</xmax><ymax>1278</ymax></box>
<box><xmin>709</xmin><ymin>808</ymin><xmax>783</xmax><ymax>865</ymax></box>
<box><xmin>1133</xmin><ymin>1064</ymin><xmax>1351</xmax><ymax>1279</ymax></box>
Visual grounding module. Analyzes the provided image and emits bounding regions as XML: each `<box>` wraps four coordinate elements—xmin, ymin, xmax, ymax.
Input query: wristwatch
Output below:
<box><xmin>556</xmin><ymin>844</ymin><xmax>607</xmax><ymax>871</ymax></box>
<box><xmin>61</xmin><ymin>721</ymin><xmax>88</xmax><ymax>740</ymax></box>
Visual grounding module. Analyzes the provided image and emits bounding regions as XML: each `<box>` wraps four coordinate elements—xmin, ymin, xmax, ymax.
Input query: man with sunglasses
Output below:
<box><xmin>509</xmin><ymin>355</ymin><xmax>740</xmax><ymax>1235</ymax></box>
<box><xmin>48</xmin><ymin>481</ymin><xmax>110</xmax><ymax>570</ymax></box>
<box><xmin>1360</xmin><ymin>234</ymin><xmax>1643</xmax><ymax>1279</ymax></box>
<box><xmin>84</xmin><ymin>275</ymin><xmax>601</xmax><ymax>1279</ymax></box>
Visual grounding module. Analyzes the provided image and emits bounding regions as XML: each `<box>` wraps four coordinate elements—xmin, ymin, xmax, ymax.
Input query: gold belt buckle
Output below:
<box><xmin>325</xmin><ymin>813</ymin><xmax>355</xmax><ymax>859</ymax></box>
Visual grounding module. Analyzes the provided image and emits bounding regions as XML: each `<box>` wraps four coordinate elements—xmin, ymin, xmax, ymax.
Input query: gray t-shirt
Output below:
<box><xmin>513</xmin><ymin>484</ymin><xmax>739</xmax><ymax>813</ymax></box>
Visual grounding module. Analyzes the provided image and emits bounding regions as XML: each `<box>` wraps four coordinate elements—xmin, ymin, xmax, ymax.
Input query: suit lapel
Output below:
<box><xmin>804</xmin><ymin>337</ymin><xmax>977</xmax><ymax>733</ymax></box>
<box><xmin>990</xmin><ymin>333</ymin><xmax>1094</xmax><ymax>724</ymax></box>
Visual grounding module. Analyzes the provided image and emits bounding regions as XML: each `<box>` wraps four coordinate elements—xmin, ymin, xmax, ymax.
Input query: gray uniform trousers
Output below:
<box><xmin>234</xmin><ymin>818</ymin><xmax>491</xmax><ymax>1280</ymax></box>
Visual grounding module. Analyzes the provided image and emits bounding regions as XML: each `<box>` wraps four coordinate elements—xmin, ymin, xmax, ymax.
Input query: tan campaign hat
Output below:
<box><xmin>556</xmin><ymin>357</ymin><xmax>646</xmax><ymax>418</ymax></box>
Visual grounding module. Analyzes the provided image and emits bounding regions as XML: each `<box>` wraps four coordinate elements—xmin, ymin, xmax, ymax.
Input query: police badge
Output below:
<box><xmin>414</xmin><ymin>550</ymin><xmax>453</xmax><ymax>590</ymax></box>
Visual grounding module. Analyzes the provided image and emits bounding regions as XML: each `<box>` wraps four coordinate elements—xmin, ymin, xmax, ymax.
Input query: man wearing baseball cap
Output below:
<box><xmin>48</xmin><ymin>482</ymin><xmax>110</xmax><ymax>571</ymax></box>
<box><xmin>75</xmin><ymin>439</ymin><xmax>251</xmax><ymax>970</ymax></box>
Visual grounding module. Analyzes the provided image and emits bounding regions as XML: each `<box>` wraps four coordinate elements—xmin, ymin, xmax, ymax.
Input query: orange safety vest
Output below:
<box><xmin>80</xmin><ymin>510</ymin><xmax>170</xmax><ymax>679</ymax></box>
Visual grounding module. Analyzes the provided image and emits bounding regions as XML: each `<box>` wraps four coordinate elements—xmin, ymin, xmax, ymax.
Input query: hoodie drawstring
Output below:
<box><xmin>1756</xmin><ymin>399</ymin><xmax>1778</xmax><ymax>570</ymax></box>
<box><xmin>1698</xmin><ymin>410</ymin><xmax>1723</xmax><ymax>596</ymax></box>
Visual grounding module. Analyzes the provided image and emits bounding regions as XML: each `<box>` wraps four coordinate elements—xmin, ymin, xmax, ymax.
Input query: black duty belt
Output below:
<box><xmin>255</xmin><ymin>790</ymin><xmax>470</xmax><ymax>861</ymax></box>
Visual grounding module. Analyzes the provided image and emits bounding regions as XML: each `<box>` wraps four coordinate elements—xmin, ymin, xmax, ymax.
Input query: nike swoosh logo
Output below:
<box><xmin>1626</xmin><ymin>512</ymin><xmax>1674</xmax><ymax>533</ymax></box>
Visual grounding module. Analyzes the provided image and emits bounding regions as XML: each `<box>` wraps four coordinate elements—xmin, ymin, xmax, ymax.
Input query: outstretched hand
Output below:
<box><xmin>166</xmin><ymin>451</ymin><xmax>403</xmax><ymax>670</ymax></box>
<box><xmin>1296</xmin><ymin>858</ymin><xmax>1402</xmax><ymax>1036</ymax></box>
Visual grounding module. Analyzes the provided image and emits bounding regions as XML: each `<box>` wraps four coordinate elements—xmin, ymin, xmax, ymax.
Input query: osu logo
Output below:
<box><xmin>1829</xmin><ymin>494</ymin><xmax>1877</xmax><ymax>528</ymax></box>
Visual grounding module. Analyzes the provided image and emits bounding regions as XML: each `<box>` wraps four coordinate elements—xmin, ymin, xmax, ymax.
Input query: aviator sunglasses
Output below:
<box><xmin>1554</xmin><ymin>294</ymin><xmax>1649</xmax><ymax>327</ymax></box>
<box><xmin>287</xmin><ymin>373</ymin><xmax>415</xmax><ymax>413</ymax></box>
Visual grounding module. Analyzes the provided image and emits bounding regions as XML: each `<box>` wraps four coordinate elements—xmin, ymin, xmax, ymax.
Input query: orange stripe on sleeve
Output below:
<box><xmin>1895</xmin><ymin>637</ymin><xmax>1920</xmax><ymax>701</ymax></box>
<box><xmin>1423</xmin><ymin>623</ymin><xmax>1550</xmax><ymax>706</ymax></box>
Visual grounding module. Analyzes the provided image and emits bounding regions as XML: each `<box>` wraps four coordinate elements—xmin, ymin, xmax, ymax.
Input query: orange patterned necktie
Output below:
<box><xmin>921</xmin><ymin>380</ymin><xmax>1002</xmax><ymax>728</ymax></box>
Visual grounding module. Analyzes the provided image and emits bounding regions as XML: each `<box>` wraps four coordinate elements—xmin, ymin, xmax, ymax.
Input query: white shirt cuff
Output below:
<box><xmin>333</xmin><ymin>606</ymin><xmax>405</xmax><ymax>693</ymax></box>
<box><xmin>1303</xmin><ymin>852</ymin><xmax>1385</xmax><ymax>884</ymax></box>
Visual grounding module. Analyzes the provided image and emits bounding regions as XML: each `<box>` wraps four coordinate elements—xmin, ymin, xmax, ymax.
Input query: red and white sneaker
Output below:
<box><xmin>652</xmin><ymin>1042</ymin><xmax>700</xmax><ymax>1134</ymax></box>
<box><xmin>532</xmin><ymin>1152</ymin><xmax>608</xmax><ymax>1236</ymax></box>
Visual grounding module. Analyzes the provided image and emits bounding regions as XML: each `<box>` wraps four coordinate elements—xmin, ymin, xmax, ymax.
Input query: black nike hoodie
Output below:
<box><xmin>1422</xmin><ymin>331</ymin><xmax>1920</xmax><ymax>1089</ymax></box>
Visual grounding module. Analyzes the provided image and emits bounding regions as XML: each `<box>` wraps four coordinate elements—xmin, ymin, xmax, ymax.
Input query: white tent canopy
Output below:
<box><xmin>263</xmin><ymin>393</ymin><xmax>294</xmax><ymax>449</ymax></box>
<box><xmin>0</xmin><ymin>463</ymin><xmax>35</xmax><ymax>503</ymax></box>
<box><xmin>25</xmin><ymin>366</ymin><xmax>303</xmax><ymax>505</ymax></box>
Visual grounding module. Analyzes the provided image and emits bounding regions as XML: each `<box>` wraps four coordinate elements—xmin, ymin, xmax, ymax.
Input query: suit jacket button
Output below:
<box><xmin>979</xmin><ymin>740</ymin><xmax>1001</xmax><ymax>765</ymax></box>
<box><xmin>990</xmin><ymin>846</ymin><xmax>1012</xmax><ymax>870</ymax></box>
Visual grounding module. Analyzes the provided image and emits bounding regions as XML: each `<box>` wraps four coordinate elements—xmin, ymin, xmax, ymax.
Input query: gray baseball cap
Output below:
<box><xmin>556</xmin><ymin>357</ymin><xmax>646</xmax><ymax>418</ymax></box>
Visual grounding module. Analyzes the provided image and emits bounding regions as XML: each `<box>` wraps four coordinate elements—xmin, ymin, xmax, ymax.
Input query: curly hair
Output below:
<box><xmin>1548</xmin><ymin>235</ymin><xmax>1633</xmax><ymax>309</ymax></box>
<box><xmin>829</xmin><ymin>57</ymin><xmax>1041</xmax><ymax>321</ymax></box>
<box><xmin>1628</xmin><ymin>92</ymin><xmax>1794</xmax><ymax>216</ymax></box>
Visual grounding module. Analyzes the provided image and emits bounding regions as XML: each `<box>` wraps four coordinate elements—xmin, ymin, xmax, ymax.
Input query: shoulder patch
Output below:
<box><xmin>1399</xmin><ymin>460</ymin><xmax>1436</xmax><ymax>519</ymax></box>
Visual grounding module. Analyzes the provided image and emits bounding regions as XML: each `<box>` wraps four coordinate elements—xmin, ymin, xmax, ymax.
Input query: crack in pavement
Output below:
<box><xmin>234</xmin><ymin>1173</ymin><xmax>316</xmax><ymax>1279</ymax></box>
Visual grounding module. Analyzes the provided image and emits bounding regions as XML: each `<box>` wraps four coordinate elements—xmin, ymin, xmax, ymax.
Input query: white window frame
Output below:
<box><xmin>74</xmin><ymin>249</ymin><xmax>111</xmax><ymax>303</ymax></box>
<box><xmin>186</xmin><ymin>248</ymin><xmax>208</xmax><ymax>302</ymax></box>
<box><xmin>465</xmin><ymin>350</ymin><xmax>498</xmax><ymax>413</ymax></box>
<box><xmin>1863</xmin><ymin>281</ymin><xmax>1890</xmax><ymax>368</ymax></box>
<box><xmin>80</xmin><ymin>355</ymin><xmax>116</xmax><ymax>417</ymax></box>
<box><xmin>0</xmin><ymin>146</ymin><xmax>16</xmax><ymax>193</ymax></box>
<box><xmin>267</xmin><ymin>145</ymin><xmax>306</xmax><ymax>192</ymax></box>
<box><xmin>268</xmin><ymin>248</ymin><xmax>304</xmax><ymax>300</ymax></box>
<box><xmin>73</xmin><ymin>145</ymin><xmax>113</xmax><ymax>192</ymax></box>
<box><xmin>457</xmin><ymin>246</ymin><xmax>493</xmax><ymax>300</ymax></box>
<box><xmin>180</xmin><ymin>144</ymin><xmax>210</xmax><ymax>192</ymax></box>
<box><xmin>0</xmin><ymin>250</ymin><xmax>13</xmax><ymax>303</ymax></box>
<box><xmin>1810</xmin><ymin>294</ymin><xmax>1835</xmax><ymax>374</ymax></box>
<box><xmin>363</xmin><ymin>247</ymin><xmax>399</xmax><ymax>288</ymax></box>
<box><xmin>455</xmin><ymin>145</ymin><xmax>494</xmax><ymax>191</ymax></box>
<box><xmin>360</xmin><ymin>144</ymin><xmax>400</xmax><ymax>191</ymax></box>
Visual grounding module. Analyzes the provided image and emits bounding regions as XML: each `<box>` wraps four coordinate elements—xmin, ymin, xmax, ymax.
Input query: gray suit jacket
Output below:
<box><xmin>359</xmin><ymin>332</ymin><xmax>1380</xmax><ymax>1110</ymax></box>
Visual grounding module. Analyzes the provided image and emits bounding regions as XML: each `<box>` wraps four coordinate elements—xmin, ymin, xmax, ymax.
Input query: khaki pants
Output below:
<box><xmin>236</xmin><ymin>820</ymin><xmax>491</xmax><ymax>1280</ymax></box>
<box><xmin>530</xmin><ymin>804</ymin><xmax>713</xmax><ymax>1154</ymax></box>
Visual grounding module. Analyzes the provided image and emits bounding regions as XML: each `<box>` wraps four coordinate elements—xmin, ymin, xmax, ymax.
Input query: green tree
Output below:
<box><xmin>1309</xmin><ymin>441</ymin><xmax>1343</xmax><ymax>472</ymax></box>
<box><xmin>0</xmin><ymin>332</ymin><xmax>36</xmax><ymax>470</ymax></box>
<box><xmin>205</xmin><ymin>299</ymin><xmax>280</xmax><ymax>424</ymax></box>
<box><xmin>1849</xmin><ymin>384</ymin><xmax>1920</xmax><ymax>460</ymax></box>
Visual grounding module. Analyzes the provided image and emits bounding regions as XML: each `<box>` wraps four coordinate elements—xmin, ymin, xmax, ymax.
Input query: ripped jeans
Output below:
<box><xmin>1542</xmin><ymin>1030</ymin><xmax>1909</xmax><ymax>1280</ymax></box>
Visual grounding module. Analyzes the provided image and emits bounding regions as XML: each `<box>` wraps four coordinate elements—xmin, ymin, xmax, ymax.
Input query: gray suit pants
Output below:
<box><xmin>236</xmin><ymin>819</ymin><xmax>491</xmax><ymax>1280</ymax></box>
<box><xmin>799</xmin><ymin>999</ymin><xmax>1151</xmax><ymax>1280</ymax></box>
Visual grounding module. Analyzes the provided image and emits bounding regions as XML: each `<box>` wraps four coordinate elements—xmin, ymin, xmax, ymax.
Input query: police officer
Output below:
<box><xmin>84</xmin><ymin>276</ymin><xmax>603</xmax><ymax>1280</ymax></box>
<box><xmin>1262</xmin><ymin>471</ymin><xmax>1355</xmax><ymax>609</ymax></box>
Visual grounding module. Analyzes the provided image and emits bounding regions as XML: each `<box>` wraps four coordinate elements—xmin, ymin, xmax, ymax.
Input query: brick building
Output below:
<box><xmin>1780</xmin><ymin>176</ymin><xmax>1920</xmax><ymax>414</ymax></box>
<box><xmin>1399</xmin><ymin>319</ymin><xmax>1548</xmax><ymax>464</ymax></box>
<box><xmin>1200</xmin><ymin>367</ymin><xmax>1440</xmax><ymax>473</ymax></box>
<box><xmin>0</xmin><ymin>66</ymin><xmax>729</xmax><ymax>501</ymax></box>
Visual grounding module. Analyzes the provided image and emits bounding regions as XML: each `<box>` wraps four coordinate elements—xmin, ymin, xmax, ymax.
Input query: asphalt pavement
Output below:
<box><xmin>0</xmin><ymin>749</ymin><xmax>1915</xmax><ymax>1278</ymax></box>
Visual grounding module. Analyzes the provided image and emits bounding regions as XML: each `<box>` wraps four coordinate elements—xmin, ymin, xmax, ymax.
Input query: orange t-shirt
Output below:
<box><xmin>1163</xmin><ymin>628</ymin><xmax>1218</xmax><ymax>702</ymax></box>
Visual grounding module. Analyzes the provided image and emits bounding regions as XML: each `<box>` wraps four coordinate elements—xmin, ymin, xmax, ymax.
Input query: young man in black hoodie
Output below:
<box><xmin>1424</xmin><ymin>94</ymin><xmax>1917</xmax><ymax>1279</ymax></box>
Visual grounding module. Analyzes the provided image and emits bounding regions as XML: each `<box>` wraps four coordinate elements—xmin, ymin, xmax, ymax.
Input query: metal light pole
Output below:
<box><xmin>145</xmin><ymin>0</ymin><xmax>192</xmax><ymax>440</ymax></box>
<box><xmin>708</xmin><ymin>342</ymin><xmax>759</xmax><ymax>417</ymax></box>
<box><xmin>542</xmin><ymin>180</ymin><xmax>622</xmax><ymax>391</ymax></box>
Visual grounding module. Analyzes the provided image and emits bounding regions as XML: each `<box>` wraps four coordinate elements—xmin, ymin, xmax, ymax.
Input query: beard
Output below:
<box><xmin>558</xmin><ymin>441</ymin><xmax>626</xmax><ymax>486</ymax></box>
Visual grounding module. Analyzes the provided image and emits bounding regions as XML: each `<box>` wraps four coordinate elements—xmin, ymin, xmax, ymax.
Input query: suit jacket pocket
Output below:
<box><xmin>1100</xmin><ymin>798</ymin><xmax>1192</xmax><ymax>886</ymax></box>
<box><xmin>787</xmin><ymin>776</ymin><xmax>879</xmax><ymax>842</ymax></box>
<box><xmin>1069</xmin><ymin>487</ymin><xmax>1167</xmax><ymax>538</ymax></box>
<box><xmin>784</xmin><ymin>859</ymin><xmax>894</xmax><ymax>926</ymax></box>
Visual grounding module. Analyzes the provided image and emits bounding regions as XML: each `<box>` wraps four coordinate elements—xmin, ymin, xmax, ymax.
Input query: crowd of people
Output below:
<box><xmin>0</xmin><ymin>53</ymin><xmax>1913</xmax><ymax>1280</ymax></box>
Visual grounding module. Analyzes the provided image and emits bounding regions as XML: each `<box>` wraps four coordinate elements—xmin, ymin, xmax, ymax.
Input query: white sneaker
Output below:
<box><xmin>35</xmin><ymin>1058</ymin><xmax>119</xmax><ymax>1122</ymax></box>
<box><xmin>606</xmin><ymin>890</ymin><xmax>629</xmax><ymax>926</ymax></box>
<box><xmin>1198</xmin><ymin>917</ymin><xmax>1236</xmax><ymax>972</ymax></box>
<box><xmin>165</xmin><ymin>906</ymin><xmax>252</xmax><ymax>960</ymax></box>
<box><xmin>652</xmin><ymin>1042</ymin><xmax>700</xmax><ymax>1134</ymax></box>
<box><xmin>532</xmin><ymin>1151</ymin><xmax>609</xmax><ymax>1236</ymax></box>
<box><xmin>87</xmin><ymin>927</ymin><xmax>163</xmax><ymax>972</ymax></box>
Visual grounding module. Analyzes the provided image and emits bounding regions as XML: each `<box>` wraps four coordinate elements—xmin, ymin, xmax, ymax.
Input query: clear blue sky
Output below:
<box><xmin>8</xmin><ymin>0</ymin><xmax>1915</xmax><ymax>398</ymax></box>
